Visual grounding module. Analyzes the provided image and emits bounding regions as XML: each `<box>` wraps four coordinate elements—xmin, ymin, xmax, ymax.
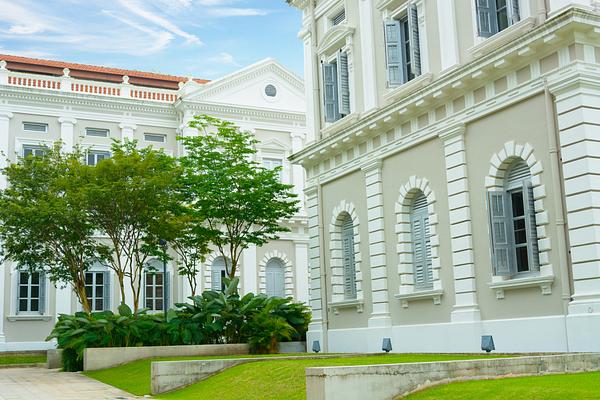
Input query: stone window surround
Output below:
<box><xmin>485</xmin><ymin>141</ymin><xmax>555</xmax><ymax>299</ymax></box>
<box><xmin>204</xmin><ymin>252</ymin><xmax>238</xmax><ymax>292</ymax></box>
<box><xmin>328</xmin><ymin>200</ymin><xmax>364</xmax><ymax>310</ymax></box>
<box><xmin>258</xmin><ymin>250</ymin><xmax>294</xmax><ymax>297</ymax></box>
<box><xmin>7</xmin><ymin>263</ymin><xmax>51</xmax><ymax>321</ymax></box>
<box><xmin>394</xmin><ymin>176</ymin><xmax>443</xmax><ymax>308</ymax></box>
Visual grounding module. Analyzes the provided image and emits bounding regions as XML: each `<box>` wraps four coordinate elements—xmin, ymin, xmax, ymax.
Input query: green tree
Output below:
<box><xmin>178</xmin><ymin>115</ymin><xmax>299</xmax><ymax>280</ymax></box>
<box><xmin>86</xmin><ymin>140</ymin><xmax>180</xmax><ymax>311</ymax></box>
<box><xmin>0</xmin><ymin>143</ymin><xmax>108</xmax><ymax>313</ymax></box>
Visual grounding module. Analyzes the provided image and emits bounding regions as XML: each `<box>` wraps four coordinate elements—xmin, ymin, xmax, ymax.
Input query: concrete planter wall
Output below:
<box><xmin>83</xmin><ymin>343</ymin><xmax>249</xmax><ymax>371</ymax></box>
<box><xmin>305</xmin><ymin>353</ymin><xmax>600</xmax><ymax>400</ymax></box>
<box><xmin>278</xmin><ymin>341</ymin><xmax>306</xmax><ymax>353</ymax></box>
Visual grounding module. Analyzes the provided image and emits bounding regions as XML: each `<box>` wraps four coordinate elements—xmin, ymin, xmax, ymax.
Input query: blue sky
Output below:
<box><xmin>0</xmin><ymin>0</ymin><xmax>303</xmax><ymax>79</ymax></box>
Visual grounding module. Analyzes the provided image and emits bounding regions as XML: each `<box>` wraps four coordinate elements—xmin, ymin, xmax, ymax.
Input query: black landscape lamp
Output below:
<box><xmin>312</xmin><ymin>340</ymin><xmax>321</xmax><ymax>353</ymax></box>
<box><xmin>159</xmin><ymin>239</ymin><xmax>168</xmax><ymax>321</ymax></box>
<box><xmin>481</xmin><ymin>335</ymin><xmax>495</xmax><ymax>353</ymax></box>
<box><xmin>382</xmin><ymin>338</ymin><xmax>392</xmax><ymax>353</ymax></box>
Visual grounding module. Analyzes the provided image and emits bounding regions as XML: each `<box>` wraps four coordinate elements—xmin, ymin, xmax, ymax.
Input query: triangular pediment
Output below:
<box><xmin>182</xmin><ymin>59</ymin><xmax>305</xmax><ymax>114</ymax></box>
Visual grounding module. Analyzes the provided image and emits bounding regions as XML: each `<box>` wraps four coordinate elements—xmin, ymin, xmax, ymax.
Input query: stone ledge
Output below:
<box><xmin>488</xmin><ymin>274</ymin><xmax>555</xmax><ymax>299</ymax></box>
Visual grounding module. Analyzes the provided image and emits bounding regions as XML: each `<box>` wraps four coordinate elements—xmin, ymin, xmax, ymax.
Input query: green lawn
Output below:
<box><xmin>85</xmin><ymin>353</ymin><xmax>492</xmax><ymax>399</ymax></box>
<box><xmin>0</xmin><ymin>353</ymin><xmax>46</xmax><ymax>365</ymax></box>
<box><xmin>405</xmin><ymin>371</ymin><xmax>600</xmax><ymax>400</ymax></box>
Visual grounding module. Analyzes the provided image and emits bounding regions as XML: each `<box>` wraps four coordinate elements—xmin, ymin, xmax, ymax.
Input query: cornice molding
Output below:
<box><xmin>178</xmin><ymin>100</ymin><xmax>305</xmax><ymax>124</ymax></box>
<box><xmin>0</xmin><ymin>111</ymin><xmax>13</xmax><ymax>119</ymax></box>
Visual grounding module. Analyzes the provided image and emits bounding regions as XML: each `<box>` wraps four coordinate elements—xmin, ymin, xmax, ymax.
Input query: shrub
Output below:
<box><xmin>47</xmin><ymin>279</ymin><xmax>312</xmax><ymax>370</ymax></box>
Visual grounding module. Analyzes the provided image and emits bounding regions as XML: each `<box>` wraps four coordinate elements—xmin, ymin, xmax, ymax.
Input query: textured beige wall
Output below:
<box><xmin>465</xmin><ymin>93</ymin><xmax>565</xmax><ymax>320</ymax></box>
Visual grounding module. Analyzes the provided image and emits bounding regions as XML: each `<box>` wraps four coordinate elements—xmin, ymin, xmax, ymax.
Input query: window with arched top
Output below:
<box><xmin>211</xmin><ymin>257</ymin><xmax>228</xmax><ymax>292</ymax></box>
<box><xmin>265</xmin><ymin>258</ymin><xmax>285</xmax><ymax>298</ymax></box>
<box><xmin>144</xmin><ymin>259</ymin><xmax>170</xmax><ymax>312</ymax></box>
<box><xmin>410</xmin><ymin>192</ymin><xmax>433</xmax><ymax>290</ymax></box>
<box><xmin>340</xmin><ymin>213</ymin><xmax>357</xmax><ymax>299</ymax></box>
<box><xmin>488</xmin><ymin>159</ymin><xmax>539</xmax><ymax>276</ymax></box>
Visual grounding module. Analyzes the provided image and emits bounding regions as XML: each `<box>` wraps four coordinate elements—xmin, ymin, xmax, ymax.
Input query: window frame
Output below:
<box><xmin>85</xmin><ymin>271</ymin><xmax>107</xmax><ymax>312</ymax></box>
<box><xmin>85</xmin><ymin>128</ymin><xmax>110</xmax><ymax>138</ymax></box>
<box><xmin>144</xmin><ymin>133</ymin><xmax>167</xmax><ymax>143</ymax></box>
<box><xmin>410</xmin><ymin>193</ymin><xmax>433</xmax><ymax>290</ymax></box>
<box><xmin>17</xmin><ymin>271</ymin><xmax>44</xmax><ymax>315</ymax></box>
<box><xmin>265</xmin><ymin>258</ymin><xmax>286</xmax><ymax>298</ymax></box>
<box><xmin>474</xmin><ymin>0</ymin><xmax>522</xmax><ymax>39</ymax></box>
<box><xmin>86</xmin><ymin>149</ymin><xmax>111</xmax><ymax>166</ymax></box>
<box><xmin>22</xmin><ymin>122</ymin><xmax>48</xmax><ymax>134</ymax></box>
<box><xmin>340</xmin><ymin>214</ymin><xmax>357</xmax><ymax>300</ymax></box>
<box><xmin>22</xmin><ymin>144</ymin><xmax>47</xmax><ymax>158</ymax></box>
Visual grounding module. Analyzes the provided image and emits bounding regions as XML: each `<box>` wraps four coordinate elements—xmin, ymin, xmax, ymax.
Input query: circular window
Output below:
<box><xmin>265</xmin><ymin>84</ymin><xmax>277</xmax><ymax>97</ymax></box>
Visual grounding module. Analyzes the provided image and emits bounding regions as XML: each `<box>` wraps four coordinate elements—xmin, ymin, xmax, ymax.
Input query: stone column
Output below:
<box><xmin>306</xmin><ymin>184</ymin><xmax>326</xmax><ymax>349</ymax></box>
<box><xmin>362</xmin><ymin>160</ymin><xmax>392</xmax><ymax>327</ymax></box>
<box><xmin>299</xmin><ymin>28</ymin><xmax>317</xmax><ymax>144</ymax></box>
<box><xmin>119</xmin><ymin>122</ymin><xmax>136</xmax><ymax>142</ymax></box>
<box><xmin>290</xmin><ymin>131</ymin><xmax>306</xmax><ymax>213</ymax></box>
<box><xmin>441</xmin><ymin>126</ymin><xmax>481</xmax><ymax>322</ymax></box>
<box><xmin>58</xmin><ymin>117</ymin><xmax>77</xmax><ymax>152</ymax></box>
<box><xmin>0</xmin><ymin>111</ymin><xmax>12</xmax><ymax>343</ymax></box>
<box><xmin>242</xmin><ymin>244</ymin><xmax>257</xmax><ymax>295</ymax></box>
<box><xmin>552</xmin><ymin>79</ymin><xmax>600</xmax><ymax>321</ymax></box>
<box><xmin>295</xmin><ymin>242</ymin><xmax>310</xmax><ymax>303</ymax></box>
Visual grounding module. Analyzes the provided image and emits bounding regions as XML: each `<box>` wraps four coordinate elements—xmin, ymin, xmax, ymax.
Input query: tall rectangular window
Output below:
<box><xmin>476</xmin><ymin>0</ymin><xmax>520</xmax><ymax>38</ymax></box>
<box><xmin>262</xmin><ymin>158</ymin><xmax>283</xmax><ymax>181</ymax></box>
<box><xmin>322</xmin><ymin>51</ymin><xmax>350</xmax><ymax>123</ymax></box>
<box><xmin>384</xmin><ymin>4</ymin><xmax>421</xmax><ymax>87</ymax></box>
<box><xmin>87</xmin><ymin>150</ymin><xmax>111</xmax><ymax>166</ymax></box>
<box><xmin>85</xmin><ymin>271</ymin><xmax>108</xmax><ymax>312</ymax></box>
<box><xmin>18</xmin><ymin>272</ymin><xmax>44</xmax><ymax>314</ymax></box>
<box><xmin>145</xmin><ymin>272</ymin><xmax>165</xmax><ymax>311</ymax></box>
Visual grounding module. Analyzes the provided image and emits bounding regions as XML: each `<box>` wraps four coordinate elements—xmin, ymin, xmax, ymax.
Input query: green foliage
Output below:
<box><xmin>178</xmin><ymin>115</ymin><xmax>299</xmax><ymax>279</ymax></box>
<box><xmin>0</xmin><ymin>142</ymin><xmax>109</xmax><ymax>313</ymax></box>
<box><xmin>48</xmin><ymin>280</ymin><xmax>311</xmax><ymax>371</ymax></box>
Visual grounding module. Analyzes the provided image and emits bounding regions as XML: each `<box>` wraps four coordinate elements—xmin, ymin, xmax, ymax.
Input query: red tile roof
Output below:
<box><xmin>0</xmin><ymin>53</ymin><xmax>209</xmax><ymax>90</ymax></box>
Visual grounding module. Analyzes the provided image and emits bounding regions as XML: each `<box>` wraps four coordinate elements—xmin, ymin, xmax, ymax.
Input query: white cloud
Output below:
<box><xmin>0</xmin><ymin>47</ymin><xmax>53</xmax><ymax>59</ymax></box>
<box><xmin>0</xmin><ymin>0</ymin><xmax>57</xmax><ymax>35</ymax></box>
<box><xmin>117</xmin><ymin>0</ymin><xmax>202</xmax><ymax>45</ymax></box>
<box><xmin>208</xmin><ymin>52</ymin><xmax>239</xmax><ymax>66</ymax></box>
<box><xmin>206</xmin><ymin>7</ymin><xmax>270</xmax><ymax>17</ymax></box>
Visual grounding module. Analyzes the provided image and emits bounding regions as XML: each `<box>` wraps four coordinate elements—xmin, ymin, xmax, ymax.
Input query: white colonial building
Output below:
<box><xmin>290</xmin><ymin>0</ymin><xmax>600</xmax><ymax>353</ymax></box>
<box><xmin>0</xmin><ymin>54</ymin><xmax>310</xmax><ymax>351</ymax></box>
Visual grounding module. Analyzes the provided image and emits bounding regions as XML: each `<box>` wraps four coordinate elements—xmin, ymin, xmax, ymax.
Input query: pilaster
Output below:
<box><xmin>119</xmin><ymin>122</ymin><xmax>137</xmax><ymax>143</ymax></box>
<box><xmin>362</xmin><ymin>160</ymin><xmax>392</xmax><ymax>327</ymax></box>
<box><xmin>437</xmin><ymin>0</ymin><xmax>459</xmax><ymax>71</ymax></box>
<box><xmin>441</xmin><ymin>125</ymin><xmax>481</xmax><ymax>322</ymax></box>
<box><xmin>55</xmin><ymin>285</ymin><xmax>71</xmax><ymax>317</ymax></box>
<box><xmin>291</xmin><ymin>131</ymin><xmax>307</xmax><ymax>213</ymax></box>
<box><xmin>294</xmin><ymin>241</ymin><xmax>310</xmax><ymax>304</ymax></box>
<box><xmin>242</xmin><ymin>244</ymin><xmax>257</xmax><ymax>295</ymax></box>
<box><xmin>0</xmin><ymin>111</ymin><xmax>13</xmax><ymax>189</ymax></box>
<box><xmin>58</xmin><ymin>117</ymin><xmax>77</xmax><ymax>152</ymax></box>
<box><xmin>358</xmin><ymin>0</ymin><xmax>378</xmax><ymax>112</ymax></box>
<box><xmin>305</xmin><ymin>184</ymin><xmax>325</xmax><ymax>348</ymax></box>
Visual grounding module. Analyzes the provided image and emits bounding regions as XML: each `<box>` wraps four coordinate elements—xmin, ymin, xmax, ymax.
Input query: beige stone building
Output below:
<box><xmin>0</xmin><ymin>55</ymin><xmax>310</xmax><ymax>351</ymax></box>
<box><xmin>289</xmin><ymin>0</ymin><xmax>600</xmax><ymax>352</ymax></box>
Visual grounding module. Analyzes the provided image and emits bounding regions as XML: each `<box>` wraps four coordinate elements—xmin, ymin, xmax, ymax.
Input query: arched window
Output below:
<box><xmin>340</xmin><ymin>213</ymin><xmax>357</xmax><ymax>299</ymax></box>
<box><xmin>265</xmin><ymin>258</ymin><xmax>285</xmax><ymax>298</ymax></box>
<box><xmin>144</xmin><ymin>259</ymin><xmax>170</xmax><ymax>311</ymax></box>
<box><xmin>211</xmin><ymin>257</ymin><xmax>228</xmax><ymax>292</ymax></box>
<box><xmin>488</xmin><ymin>160</ymin><xmax>539</xmax><ymax>276</ymax></box>
<box><xmin>410</xmin><ymin>192</ymin><xmax>433</xmax><ymax>289</ymax></box>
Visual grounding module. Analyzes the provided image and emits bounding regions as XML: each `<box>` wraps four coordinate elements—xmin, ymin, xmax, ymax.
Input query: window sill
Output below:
<box><xmin>488</xmin><ymin>274</ymin><xmax>555</xmax><ymax>299</ymax></box>
<box><xmin>321</xmin><ymin>113</ymin><xmax>360</xmax><ymax>138</ymax></box>
<box><xmin>328</xmin><ymin>299</ymin><xmax>364</xmax><ymax>315</ymax></box>
<box><xmin>383</xmin><ymin>72</ymin><xmax>433</xmax><ymax>104</ymax></box>
<box><xmin>7</xmin><ymin>315</ymin><xmax>53</xmax><ymax>322</ymax></box>
<box><xmin>394</xmin><ymin>288</ymin><xmax>443</xmax><ymax>308</ymax></box>
<box><xmin>468</xmin><ymin>17</ymin><xmax>536</xmax><ymax>59</ymax></box>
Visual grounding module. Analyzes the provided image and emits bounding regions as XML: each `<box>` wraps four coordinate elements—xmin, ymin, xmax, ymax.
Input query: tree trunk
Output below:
<box><xmin>75</xmin><ymin>282</ymin><xmax>91</xmax><ymax>314</ymax></box>
<box><xmin>117</xmin><ymin>272</ymin><xmax>126</xmax><ymax>304</ymax></box>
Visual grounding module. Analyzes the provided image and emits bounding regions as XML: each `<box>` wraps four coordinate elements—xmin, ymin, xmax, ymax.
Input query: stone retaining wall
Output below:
<box><xmin>83</xmin><ymin>343</ymin><xmax>249</xmax><ymax>371</ymax></box>
<box><xmin>305</xmin><ymin>353</ymin><xmax>600</xmax><ymax>400</ymax></box>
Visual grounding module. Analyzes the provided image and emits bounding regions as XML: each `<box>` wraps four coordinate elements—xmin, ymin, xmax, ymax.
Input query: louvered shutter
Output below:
<box><xmin>424</xmin><ymin>215</ymin><xmax>433</xmax><ymax>285</ymax></box>
<box><xmin>322</xmin><ymin>63</ymin><xmax>338</xmax><ymax>123</ymax></box>
<box><xmin>523</xmin><ymin>180</ymin><xmax>540</xmax><ymax>270</ymax></box>
<box><xmin>337</xmin><ymin>52</ymin><xmax>351</xmax><ymax>116</ymax></box>
<box><xmin>15</xmin><ymin>272</ymin><xmax>21</xmax><ymax>315</ymax></box>
<box><xmin>39</xmin><ymin>272</ymin><xmax>46</xmax><ymax>315</ymax></box>
<box><xmin>476</xmin><ymin>0</ymin><xmax>496</xmax><ymax>38</ymax></box>
<box><xmin>487</xmin><ymin>191</ymin><xmax>515</xmax><ymax>276</ymax></box>
<box><xmin>266</xmin><ymin>259</ymin><xmax>285</xmax><ymax>298</ymax></box>
<box><xmin>411</xmin><ymin>215</ymin><xmax>426</xmax><ymax>288</ymax></box>
<box><xmin>211</xmin><ymin>260</ymin><xmax>222</xmax><ymax>292</ymax></box>
<box><xmin>164</xmin><ymin>271</ymin><xmax>171</xmax><ymax>311</ymax></box>
<box><xmin>103</xmin><ymin>272</ymin><xmax>111</xmax><ymax>311</ymax></box>
<box><xmin>384</xmin><ymin>21</ymin><xmax>403</xmax><ymax>86</ymax></box>
<box><xmin>407</xmin><ymin>3</ymin><xmax>421</xmax><ymax>77</ymax></box>
<box><xmin>509</xmin><ymin>0</ymin><xmax>520</xmax><ymax>25</ymax></box>
<box><xmin>341</xmin><ymin>217</ymin><xmax>357</xmax><ymax>299</ymax></box>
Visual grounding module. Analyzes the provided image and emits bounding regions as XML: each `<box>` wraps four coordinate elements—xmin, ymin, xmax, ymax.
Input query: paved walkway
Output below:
<box><xmin>0</xmin><ymin>367</ymin><xmax>140</xmax><ymax>400</ymax></box>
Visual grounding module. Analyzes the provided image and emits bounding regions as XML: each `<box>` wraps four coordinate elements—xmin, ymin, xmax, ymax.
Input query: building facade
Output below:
<box><xmin>0</xmin><ymin>55</ymin><xmax>310</xmax><ymax>351</ymax></box>
<box><xmin>290</xmin><ymin>0</ymin><xmax>600</xmax><ymax>353</ymax></box>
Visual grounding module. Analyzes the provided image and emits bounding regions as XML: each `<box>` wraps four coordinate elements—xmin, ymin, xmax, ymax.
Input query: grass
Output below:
<box><xmin>0</xmin><ymin>352</ymin><xmax>46</xmax><ymax>365</ymax></box>
<box><xmin>85</xmin><ymin>353</ymin><xmax>492</xmax><ymax>399</ymax></box>
<box><xmin>405</xmin><ymin>371</ymin><xmax>600</xmax><ymax>400</ymax></box>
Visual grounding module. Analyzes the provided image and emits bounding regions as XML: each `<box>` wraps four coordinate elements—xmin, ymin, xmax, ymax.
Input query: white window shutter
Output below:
<box><xmin>341</xmin><ymin>217</ymin><xmax>357</xmax><ymax>299</ymax></box>
<box><xmin>336</xmin><ymin>51</ymin><xmax>351</xmax><ymax>116</ymax></box>
<box><xmin>211</xmin><ymin>262</ymin><xmax>222</xmax><ymax>292</ymax></box>
<box><xmin>322</xmin><ymin>63</ymin><xmax>338</xmax><ymax>123</ymax></box>
<box><xmin>266</xmin><ymin>259</ymin><xmax>285</xmax><ymax>298</ymax></box>
<box><xmin>487</xmin><ymin>191</ymin><xmax>515</xmax><ymax>276</ymax></box>
<box><xmin>39</xmin><ymin>272</ymin><xmax>46</xmax><ymax>315</ymax></box>
<box><xmin>384</xmin><ymin>21</ymin><xmax>403</xmax><ymax>86</ymax></box>
<box><xmin>424</xmin><ymin>215</ymin><xmax>433</xmax><ymax>284</ymax></box>
<box><xmin>164</xmin><ymin>271</ymin><xmax>171</xmax><ymax>310</ymax></box>
<box><xmin>411</xmin><ymin>197</ymin><xmax>432</xmax><ymax>290</ymax></box>
<box><xmin>103</xmin><ymin>272</ymin><xmax>111</xmax><ymax>311</ymax></box>
<box><xmin>509</xmin><ymin>0</ymin><xmax>520</xmax><ymax>25</ymax></box>
<box><xmin>476</xmin><ymin>0</ymin><xmax>496</xmax><ymax>38</ymax></box>
<box><xmin>523</xmin><ymin>180</ymin><xmax>540</xmax><ymax>270</ymax></box>
<box><xmin>407</xmin><ymin>3</ymin><xmax>421</xmax><ymax>77</ymax></box>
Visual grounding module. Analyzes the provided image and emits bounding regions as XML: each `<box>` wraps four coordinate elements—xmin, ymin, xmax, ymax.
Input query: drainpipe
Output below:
<box><xmin>543</xmin><ymin>80</ymin><xmax>572</xmax><ymax>351</ymax></box>
<box><xmin>308</xmin><ymin>0</ymin><xmax>322</xmax><ymax>141</ymax></box>
<box><xmin>317</xmin><ymin>181</ymin><xmax>330</xmax><ymax>352</ymax></box>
